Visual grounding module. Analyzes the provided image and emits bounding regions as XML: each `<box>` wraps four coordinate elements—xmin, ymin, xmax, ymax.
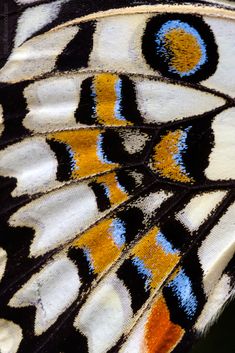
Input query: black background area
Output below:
<box><xmin>190</xmin><ymin>299</ymin><xmax>235</xmax><ymax>353</ymax></box>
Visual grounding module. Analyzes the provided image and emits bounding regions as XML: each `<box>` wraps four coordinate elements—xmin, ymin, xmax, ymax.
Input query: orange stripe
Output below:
<box><xmin>95</xmin><ymin>73</ymin><xmax>131</xmax><ymax>126</ymax></box>
<box><xmin>131</xmin><ymin>227</ymin><xmax>180</xmax><ymax>291</ymax></box>
<box><xmin>165</xmin><ymin>29</ymin><xmax>202</xmax><ymax>74</ymax></box>
<box><xmin>48</xmin><ymin>130</ymin><xmax>118</xmax><ymax>179</ymax></box>
<box><xmin>152</xmin><ymin>130</ymin><xmax>192</xmax><ymax>183</ymax></box>
<box><xmin>72</xmin><ymin>218</ymin><xmax>122</xmax><ymax>274</ymax></box>
<box><xmin>145</xmin><ymin>296</ymin><xmax>184</xmax><ymax>353</ymax></box>
<box><xmin>96</xmin><ymin>172</ymin><xmax>128</xmax><ymax>206</ymax></box>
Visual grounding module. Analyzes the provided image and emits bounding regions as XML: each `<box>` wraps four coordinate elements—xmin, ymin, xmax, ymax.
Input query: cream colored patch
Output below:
<box><xmin>23</xmin><ymin>74</ymin><xmax>89</xmax><ymax>133</ymax></box>
<box><xmin>0</xmin><ymin>105</ymin><xmax>3</xmax><ymax>137</ymax></box>
<box><xmin>120</xmin><ymin>131</ymin><xmax>150</xmax><ymax>154</ymax></box>
<box><xmin>16</xmin><ymin>0</ymin><xmax>42</xmax><ymax>3</ymax></box>
<box><xmin>74</xmin><ymin>275</ymin><xmax>132</xmax><ymax>353</ymax></box>
<box><xmin>120</xmin><ymin>313</ymin><xmax>146</xmax><ymax>353</ymax></box>
<box><xmin>14</xmin><ymin>1</ymin><xmax>65</xmax><ymax>48</ymax></box>
<box><xmin>198</xmin><ymin>202</ymin><xmax>235</xmax><ymax>295</ymax></box>
<box><xmin>203</xmin><ymin>17</ymin><xmax>235</xmax><ymax>97</ymax></box>
<box><xmin>0</xmin><ymin>137</ymin><xmax>60</xmax><ymax>197</ymax></box>
<box><xmin>128</xmin><ymin>170</ymin><xmax>144</xmax><ymax>187</ymax></box>
<box><xmin>89</xmin><ymin>14</ymin><xmax>154</xmax><ymax>74</ymax></box>
<box><xmin>195</xmin><ymin>274</ymin><xmax>234</xmax><ymax>333</ymax></box>
<box><xmin>9</xmin><ymin>257</ymin><xmax>81</xmax><ymax>335</ymax></box>
<box><xmin>135</xmin><ymin>79</ymin><xmax>225</xmax><ymax>123</ymax></box>
<box><xmin>176</xmin><ymin>191</ymin><xmax>227</xmax><ymax>232</ymax></box>
<box><xmin>135</xmin><ymin>190</ymin><xmax>173</xmax><ymax>218</ymax></box>
<box><xmin>10</xmin><ymin>183</ymin><xmax>99</xmax><ymax>256</ymax></box>
<box><xmin>0</xmin><ymin>319</ymin><xmax>22</xmax><ymax>353</ymax></box>
<box><xmin>0</xmin><ymin>26</ymin><xmax>78</xmax><ymax>83</ymax></box>
<box><xmin>0</xmin><ymin>248</ymin><xmax>7</xmax><ymax>281</ymax></box>
<box><xmin>206</xmin><ymin>108</ymin><xmax>235</xmax><ymax>180</ymax></box>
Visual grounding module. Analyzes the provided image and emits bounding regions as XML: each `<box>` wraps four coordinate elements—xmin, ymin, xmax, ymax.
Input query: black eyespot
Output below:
<box><xmin>142</xmin><ymin>14</ymin><xmax>218</xmax><ymax>83</ymax></box>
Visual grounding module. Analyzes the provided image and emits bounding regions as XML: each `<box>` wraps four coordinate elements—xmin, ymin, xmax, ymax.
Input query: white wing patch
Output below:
<box><xmin>206</xmin><ymin>108</ymin><xmax>235</xmax><ymax>180</ymax></box>
<box><xmin>16</xmin><ymin>0</ymin><xmax>44</xmax><ymax>3</ymax></box>
<box><xmin>74</xmin><ymin>275</ymin><xmax>133</xmax><ymax>353</ymax></box>
<box><xmin>9</xmin><ymin>183</ymin><xmax>99</xmax><ymax>257</ymax></box>
<box><xmin>0</xmin><ymin>319</ymin><xmax>23</xmax><ymax>353</ymax></box>
<box><xmin>195</xmin><ymin>273</ymin><xmax>235</xmax><ymax>333</ymax></box>
<box><xmin>120</xmin><ymin>312</ymin><xmax>147</xmax><ymax>353</ymax></box>
<box><xmin>203</xmin><ymin>16</ymin><xmax>235</xmax><ymax>97</ymax></box>
<box><xmin>176</xmin><ymin>191</ymin><xmax>227</xmax><ymax>232</ymax></box>
<box><xmin>0</xmin><ymin>248</ymin><xmax>7</xmax><ymax>282</ymax></box>
<box><xmin>23</xmin><ymin>73</ymin><xmax>90</xmax><ymax>133</ymax></box>
<box><xmin>0</xmin><ymin>26</ymin><xmax>79</xmax><ymax>83</ymax></box>
<box><xmin>198</xmin><ymin>202</ymin><xmax>235</xmax><ymax>295</ymax></box>
<box><xmin>134</xmin><ymin>190</ymin><xmax>173</xmax><ymax>217</ymax></box>
<box><xmin>9</xmin><ymin>257</ymin><xmax>81</xmax><ymax>335</ymax></box>
<box><xmin>14</xmin><ymin>0</ymin><xmax>66</xmax><ymax>48</ymax></box>
<box><xmin>0</xmin><ymin>137</ymin><xmax>60</xmax><ymax>197</ymax></box>
<box><xmin>89</xmin><ymin>14</ymin><xmax>153</xmax><ymax>75</ymax></box>
<box><xmin>135</xmin><ymin>79</ymin><xmax>225</xmax><ymax>124</ymax></box>
<box><xmin>0</xmin><ymin>105</ymin><xmax>3</xmax><ymax>137</ymax></box>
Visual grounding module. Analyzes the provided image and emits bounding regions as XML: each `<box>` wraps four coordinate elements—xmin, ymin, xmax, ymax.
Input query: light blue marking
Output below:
<box><xmin>114</xmin><ymin>79</ymin><xmax>126</xmax><ymax>121</ymax></box>
<box><xmin>110</xmin><ymin>218</ymin><xmax>126</xmax><ymax>248</ymax></box>
<box><xmin>65</xmin><ymin>145</ymin><xmax>78</xmax><ymax>171</ymax></box>
<box><xmin>101</xmin><ymin>183</ymin><xmax>111</xmax><ymax>199</ymax></box>
<box><xmin>155</xmin><ymin>20</ymin><xmax>207</xmax><ymax>77</ymax></box>
<box><xmin>90</xmin><ymin>83</ymin><xmax>96</xmax><ymax>98</ymax></box>
<box><xmin>115</xmin><ymin>176</ymin><xmax>127</xmax><ymax>194</ymax></box>
<box><xmin>97</xmin><ymin>134</ymin><xmax>114</xmax><ymax>164</ymax></box>
<box><xmin>156</xmin><ymin>231</ymin><xmax>178</xmax><ymax>255</ymax></box>
<box><xmin>167</xmin><ymin>269</ymin><xmax>198</xmax><ymax>318</ymax></box>
<box><xmin>90</xmin><ymin>83</ymin><xmax>97</xmax><ymax>117</ymax></box>
<box><xmin>173</xmin><ymin>126</ymin><xmax>191</xmax><ymax>175</ymax></box>
<box><xmin>132</xmin><ymin>256</ymin><xmax>152</xmax><ymax>291</ymax></box>
<box><xmin>83</xmin><ymin>248</ymin><xmax>94</xmax><ymax>274</ymax></box>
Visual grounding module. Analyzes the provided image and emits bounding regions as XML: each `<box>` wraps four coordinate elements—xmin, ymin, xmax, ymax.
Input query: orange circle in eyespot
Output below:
<box><xmin>163</xmin><ymin>27</ymin><xmax>203</xmax><ymax>75</ymax></box>
<box><xmin>155</xmin><ymin>20</ymin><xmax>207</xmax><ymax>77</ymax></box>
<box><xmin>142</xmin><ymin>14</ymin><xmax>218</xmax><ymax>82</ymax></box>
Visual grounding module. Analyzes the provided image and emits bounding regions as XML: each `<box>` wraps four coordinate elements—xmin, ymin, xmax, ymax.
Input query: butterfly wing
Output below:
<box><xmin>0</xmin><ymin>1</ymin><xmax>235</xmax><ymax>353</ymax></box>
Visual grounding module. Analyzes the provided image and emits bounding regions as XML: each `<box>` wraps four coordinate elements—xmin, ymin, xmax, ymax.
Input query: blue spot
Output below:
<box><xmin>114</xmin><ymin>79</ymin><xmax>126</xmax><ymax>121</ymax></box>
<box><xmin>97</xmin><ymin>134</ymin><xmax>113</xmax><ymax>164</ymax></box>
<box><xmin>156</xmin><ymin>231</ymin><xmax>178</xmax><ymax>255</ymax></box>
<box><xmin>167</xmin><ymin>269</ymin><xmax>198</xmax><ymax>318</ymax></box>
<box><xmin>65</xmin><ymin>145</ymin><xmax>78</xmax><ymax>171</ymax></box>
<box><xmin>90</xmin><ymin>83</ymin><xmax>97</xmax><ymax>117</ymax></box>
<box><xmin>83</xmin><ymin>248</ymin><xmax>94</xmax><ymax>274</ymax></box>
<box><xmin>101</xmin><ymin>183</ymin><xmax>111</xmax><ymax>199</ymax></box>
<box><xmin>110</xmin><ymin>218</ymin><xmax>126</xmax><ymax>248</ymax></box>
<box><xmin>132</xmin><ymin>256</ymin><xmax>152</xmax><ymax>291</ymax></box>
<box><xmin>115</xmin><ymin>176</ymin><xmax>127</xmax><ymax>194</ymax></box>
<box><xmin>155</xmin><ymin>20</ymin><xmax>207</xmax><ymax>77</ymax></box>
<box><xmin>173</xmin><ymin>126</ymin><xmax>191</xmax><ymax>175</ymax></box>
